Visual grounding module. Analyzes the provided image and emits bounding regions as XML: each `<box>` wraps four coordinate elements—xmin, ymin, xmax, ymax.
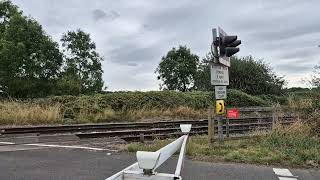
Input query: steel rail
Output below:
<box><xmin>0</xmin><ymin>116</ymin><xmax>294</xmax><ymax>135</ymax></box>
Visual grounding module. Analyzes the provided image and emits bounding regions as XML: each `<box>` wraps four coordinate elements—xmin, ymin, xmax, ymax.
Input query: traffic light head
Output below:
<box><xmin>220</xmin><ymin>35</ymin><xmax>241</xmax><ymax>57</ymax></box>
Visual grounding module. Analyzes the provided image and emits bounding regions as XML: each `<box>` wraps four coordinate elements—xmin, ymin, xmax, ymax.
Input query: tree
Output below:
<box><xmin>155</xmin><ymin>45</ymin><xmax>199</xmax><ymax>91</ymax></box>
<box><xmin>61</xmin><ymin>29</ymin><xmax>104</xmax><ymax>94</ymax></box>
<box><xmin>0</xmin><ymin>1</ymin><xmax>63</xmax><ymax>97</ymax></box>
<box><xmin>194</xmin><ymin>53</ymin><xmax>214</xmax><ymax>91</ymax></box>
<box><xmin>310</xmin><ymin>65</ymin><xmax>320</xmax><ymax>87</ymax></box>
<box><xmin>229</xmin><ymin>56</ymin><xmax>285</xmax><ymax>95</ymax></box>
<box><xmin>0</xmin><ymin>0</ymin><xmax>20</xmax><ymax>31</ymax></box>
<box><xmin>194</xmin><ymin>55</ymin><xmax>285</xmax><ymax>95</ymax></box>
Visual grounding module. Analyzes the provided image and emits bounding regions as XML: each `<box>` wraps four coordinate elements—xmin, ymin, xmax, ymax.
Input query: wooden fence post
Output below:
<box><xmin>208</xmin><ymin>105</ymin><xmax>214</xmax><ymax>144</ymax></box>
<box><xmin>226</xmin><ymin>118</ymin><xmax>230</xmax><ymax>138</ymax></box>
<box><xmin>139</xmin><ymin>133</ymin><xmax>144</xmax><ymax>143</ymax></box>
<box><xmin>272</xmin><ymin>104</ymin><xmax>280</xmax><ymax>129</ymax></box>
<box><xmin>217</xmin><ymin>115</ymin><xmax>224</xmax><ymax>144</ymax></box>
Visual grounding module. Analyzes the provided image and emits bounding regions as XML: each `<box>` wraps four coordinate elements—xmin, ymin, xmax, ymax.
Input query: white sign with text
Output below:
<box><xmin>215</xmin><ymin>86</ymin><xmax>227</xmax><ymax>99</ymax></box>
<box><xmin>210</xmin><ymin>63</ymin><xmax>229</xmax><ymax>86</ymax></box>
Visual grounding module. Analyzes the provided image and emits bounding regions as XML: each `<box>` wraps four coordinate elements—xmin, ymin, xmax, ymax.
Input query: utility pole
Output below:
<box><xmin>208</xmin><ymin>27</ymin><xmax>241</xmax><ymax>144</ymax></box>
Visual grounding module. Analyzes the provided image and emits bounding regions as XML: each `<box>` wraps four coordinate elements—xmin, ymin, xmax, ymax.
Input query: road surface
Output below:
<box><xmin>0</xmin><ymin>142</ymin><xmax>319</xmax><ymax>180</ymax></box>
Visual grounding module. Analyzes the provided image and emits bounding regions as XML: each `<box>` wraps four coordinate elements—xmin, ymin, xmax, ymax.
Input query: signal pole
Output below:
<box><xmin>208</xmin><ymin>27</ymin><xmax>241</xmax><ymax>144</ymax></box>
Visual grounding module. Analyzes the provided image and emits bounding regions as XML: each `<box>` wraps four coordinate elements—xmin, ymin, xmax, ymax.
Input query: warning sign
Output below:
<box><xmin>227</xmin><ymin>108</ymin><xmax>239</xmax><ymax>119</ymax></box>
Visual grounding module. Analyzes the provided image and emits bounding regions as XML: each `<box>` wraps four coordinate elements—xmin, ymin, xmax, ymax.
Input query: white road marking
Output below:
<box><xmin>273</xmin><ymin>168</ymin><xmax>294</xmax><ymax>177</ymax></box>
<box><xmin>0</xmin><ymin>142</ymin><xmax>15</xmax><ymax>145</ymax></box>
<box><xmin>273</xmin><ymin>168</ymin><xmax>298</xmax><ymax>180</ymax></box>
<box><xmin>278</xmin><ymin>177</ymin><xmax>297</xmax><ymax>180</ymax></box>
<box><xmin>25</xmin><ymin>143</ymin><xmax>118</xmax><ymax>152</ymax></box>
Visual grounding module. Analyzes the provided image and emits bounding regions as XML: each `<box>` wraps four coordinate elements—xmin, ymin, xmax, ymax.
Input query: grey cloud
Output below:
<box><xmin>106</xmin><ymin>10</ymin><xmax>120</xmax><ymax>20</ymax></box>
<box><xmin>145</xmin><ymin>6</ymin><xmax>197</xmax><ymax>30</ymax></box>
<box><xmin>249</xmin><ymin>23</ymin><xmax>320</xmax><ymax>42</ymax></box>
<box><xmin>127</xmin><ymin>62</ymin><xmax>138</xmax><ymax>67</ymax></box>
<box><xmin>92</xmin><ymin>9</ymin><xmax>107</xmax><ymax>21</ymax></box>
<box><xmin>279</xmin><ymin>47</ymin><xmax>319</xmax><ymax>60</ymax></box>
<box><xmin>276</xmin><ymin>63</ymin><xmax>313</xmax><ymax>74</ymax></box>
<box><xmin>142</xmin><ymin>24</ymin><xmax>152</xmax><ymax>31</ymax></box>
<box><xmin>92</xmin><ymin>9</ymin><xmax>120</xmax><ymax>21</ymax></box>
<box><xmin>108</xmin><ymin>43</ymin><xmax>163</xmax><ymax>66</ymax></box>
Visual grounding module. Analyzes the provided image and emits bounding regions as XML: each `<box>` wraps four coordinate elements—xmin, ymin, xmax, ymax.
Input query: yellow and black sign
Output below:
<box><xmin>216</xmin><ymin>100</ymin><xmax>225</xmax><ymax>115</ymax></box>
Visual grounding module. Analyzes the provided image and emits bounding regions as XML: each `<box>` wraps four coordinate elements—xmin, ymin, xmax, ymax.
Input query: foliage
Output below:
<box><xmin>194</xmin><ymin>55</ymin><xmax>285</xmax><ymax>95</ymax></box>
<box><xmin>226</xmin><ymin>89</ymin><xmax>268</xmax><ymax>107</ymax></box>
<box><xmin>229</xmin><ymin>56</ymin><xmax>285</xmax><ymax>95</ymax></box>
<box><xmin>55</xmin><ymin>74</ymin><xmax>81</xmax><ymax>96</ymax></box>
<box><xmin>310</xmin><ymin>65</ymin><xmax>320</xmax><ymax>87</ymax></box>
<box><xmin>0</xmin><ymin>0</ymin><xmax>21</xmax><ymax>31</ymax></box>
<box><xmin>0</xmin><ymin>1</ymin><xmax>63</xmax><ymax>98</ymax></box>
<box><xmin>286</xmin><ymin>90</ymin><xmax>320</xmax><ymax>110</ymax></box>
<box><xmin>31</xmin><ymin>90</ymin><xmax>268</xmax><ymax>121</ymax></box>
<box><xmin>258</xmin><ymin>94</ymin><xmax>287</xmax><ymax>105</ymax></box>
<box><xmin>3</xmin><ymin>90</ymin><xmax>320</xmax><ymax>125</ymax></box>
<box><xmin>282</xmin><ymin>87</ymin><xmax>311</xmax><ymax>93</ymax></box>
<box><xmin>0</xmin><ymin>1</ymin><xmax>104</xmax><ymax>98</ymax></box>
<box><xmin>155</xmin><ymin>45</ymin><xmax>199</xmax><ymax>91</ymax></box>
<box><xmin>194</xmin><ymin>53</ymin><xmax>213</xmax><ymax>91</ymax></box>
<box><xmin>61</xmin><ymin>29</ymin><xmax>104</xmax><ymax>94</ymax></box>
<box><xmin>44</xmin><ymin>90</ymin><xmax>268</xmax><ymax>112</ymax></box>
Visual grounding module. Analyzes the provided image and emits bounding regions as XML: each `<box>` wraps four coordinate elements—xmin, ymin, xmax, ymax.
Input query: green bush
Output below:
<box><xmin>226</xmin><ymin>89</ymin><xmax>269</xmax><ymax>107</ymax></box>
<box><xmin>258</xmin><ymin>94</ymin><xmax>287</xmax><ymax>105</ymax></box>
<box><xmin>38</xmin><ymin>90</ymin><xmax>269</xmax><ymax>111</ymax></box>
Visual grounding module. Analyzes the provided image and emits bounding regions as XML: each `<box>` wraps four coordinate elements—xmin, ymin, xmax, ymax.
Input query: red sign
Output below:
<box><xmin>227</xmin><ymin>108</ymin><xmax>239</xmax><ymax>119</ymax></box>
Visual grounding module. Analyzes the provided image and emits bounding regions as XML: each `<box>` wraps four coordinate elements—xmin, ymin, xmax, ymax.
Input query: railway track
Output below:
<box><xmin>0</xmin><ymin>116</ymin><xmax>296</xmax><ymax>141</ymax></box>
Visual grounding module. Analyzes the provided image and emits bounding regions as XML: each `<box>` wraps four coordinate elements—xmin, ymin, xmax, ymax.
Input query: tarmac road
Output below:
<box><xmin>0</xmin><ymin>145</ymin><xmax>319</xmax><ymax>180</ymax></box>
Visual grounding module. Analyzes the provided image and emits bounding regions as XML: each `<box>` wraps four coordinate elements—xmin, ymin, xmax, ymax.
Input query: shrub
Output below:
<box><xmin>43</xmin><ymin>90</ymin><xmax>269</xmax><ymax>111</ymax></box>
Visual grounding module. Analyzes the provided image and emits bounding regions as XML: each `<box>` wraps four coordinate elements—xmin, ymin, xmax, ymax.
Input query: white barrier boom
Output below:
<box><xmin>105</xmin><ymin>124</ymin><xmax>192</xmax><ymax>180</ymax></box>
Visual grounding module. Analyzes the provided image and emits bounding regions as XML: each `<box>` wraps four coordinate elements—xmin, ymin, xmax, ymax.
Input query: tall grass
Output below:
<box><xmin>0</xmin><ymin>100</ymin><xmax>207</xmax><ymax>125</ymax></box>
<box><xmin>74</xmin><ymin>106</ymin><xmax>207</xmax><ymax>123</ymax></box>
<box><xmin>0</xmin><ymin>101</ymin><xmax>63</xmax><ymax>125</ymax></box>
<box><xmin>127</xmin><ymin>121</ymin><xmax>320</xmax><ymax>168</ymax></box>
<box><xmin>258</xmin><ymin>121</ymin><xmax>319</xmax><ymax>167</ymax></box>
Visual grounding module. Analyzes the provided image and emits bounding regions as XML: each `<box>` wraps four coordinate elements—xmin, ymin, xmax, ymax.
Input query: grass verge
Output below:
<box><xmin>0</xmin><ymin>101</ymin><xmax>63</xmax><ymax>125</ymax></box>
<box><xmin>127</xmin><ymin>121</ymin><xmax>320</xmax><ymax>168</ymax></box>
<box><xmin>0</xmin><ymin>100</ymin><xmax>207</xmax><ymax>125</ymax></box>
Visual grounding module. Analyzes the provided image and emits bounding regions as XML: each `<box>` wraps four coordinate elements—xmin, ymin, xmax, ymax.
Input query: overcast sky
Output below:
<box><xmin>12</xmin><ymin>0</ymin><xmax>320</xmax><ymax>90</ymax></box>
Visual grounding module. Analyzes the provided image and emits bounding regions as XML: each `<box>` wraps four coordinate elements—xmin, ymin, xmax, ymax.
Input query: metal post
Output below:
<box><xmin>212</xmin><ymin>36</ymin><xmax>221</xmax><ymax>144</ymax></box>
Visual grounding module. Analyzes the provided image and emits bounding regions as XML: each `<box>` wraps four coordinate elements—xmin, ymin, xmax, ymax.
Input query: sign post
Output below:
<box><xmin>209</xmin><ymin>27</ymin><xmax>241</xmax><ymax>144</ymax></box>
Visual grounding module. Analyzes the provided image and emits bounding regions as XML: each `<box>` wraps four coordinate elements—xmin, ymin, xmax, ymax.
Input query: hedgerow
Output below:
<box><xmin>33</xmin><ymin>90</ymin><xmax>270</xmax><ymax>116</ymax></box>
